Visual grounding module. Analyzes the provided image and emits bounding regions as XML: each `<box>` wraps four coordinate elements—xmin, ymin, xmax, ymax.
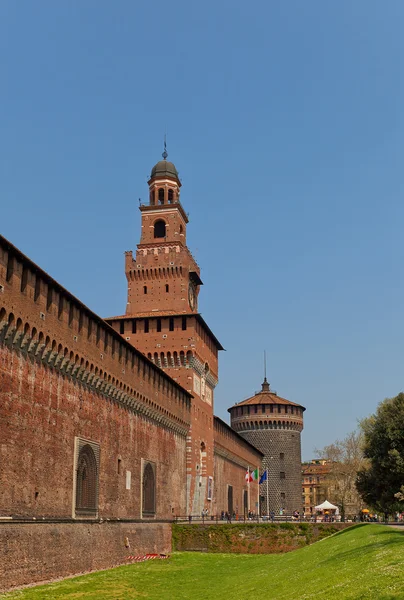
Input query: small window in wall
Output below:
<box><xmin>227</xmin><ymin>485</ymin><xmax>233</xmax><ymax>515</ymax></box>
<box><xmin>207</xmin><ymin>476</ymin><xmax>213</xmax><ymax>501</ymax></box>
<box><xmin>74</xmin><ymin>439</ymin><xmax>100</xmax><ymax>517</ymax></box>
<box><xmin>168</xmin><ymin>189</ymin><xmax>174</xmax><ymax>203</ymax></box>
<box><xmin>278</xmin><ymin>405</ymin><xmax>281</xmax><ymax>413</ymax></box>
<box><xmin>280</xmin><ymin>472</ymin><xmax>286</xmax><ymax>479</ymax></box>
<box><xmin>157</xmin><ymin>318</ymin><xmax>161</xmax><ymax>332</ymax></box>
<box><xmin>179</xmin><ymin>224</ymin><xmax>183</xmax><ymax>234</ymax></box>
<box><xmin>154</xmin><ymin>220</ymin><xmax>166</xmax><ymax>238</ymax></box>
<box><xmin>158</xmin><ymin>188</ymin><xmax>164</xmax><ymax>204</ymax></box>
<box><xmin>281</xmin><ymin>492</ymin><xmax>286</xmax><ymax>501</ymax></box>
<box><xmin>165</xmin><ymin>284</ymin><xmax>169</xmax><ymax>293</ymax></box>
<box><xmin>280</xmin><ymin>453</ymin><xmax>285</xmax><ymax>460</ymax></box>
<box><xmin>169</xmin><ymin>317</ymin><xmax>174</xmax><ymax>331</ymax></box>
<box><xmin>182</xmin><ymin>316</ymin><xmax>187</xmax><ymax>330</ymax></box>
<box><xmin>120</xmin><ymin>321</ymin><xmax>125</xmax><ymax>334</ymax></box>
<box><xmin>142</xmin><ymin>461</ymin><xmax>156</xmax><ymax>516</ymax></box>
<box><xmin>117</xmin><ymin>458</ymin><xmax>122</xmax><ymax>474</ymax></box>
<box><xmin>132</xmin><ymin>320</ymin><xmax>137</xmax><ymax>334</ymax></box>
<box><xmin>144</xmin><ymin>318</ymin><xmax>149</xmax><ymax>333</ymax></box>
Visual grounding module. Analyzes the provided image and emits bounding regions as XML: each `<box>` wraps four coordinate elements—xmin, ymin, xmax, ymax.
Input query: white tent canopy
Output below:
<box><xmin>314</xmin><ymin>500</ymin><xmax>339</xmax><ymax>511</ymax></box>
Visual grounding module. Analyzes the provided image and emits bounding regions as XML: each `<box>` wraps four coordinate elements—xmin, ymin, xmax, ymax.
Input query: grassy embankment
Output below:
<box><xmin>2</xmin><ymin>524</ymin><xmax>404</xmax><ymax>600</ymax></box>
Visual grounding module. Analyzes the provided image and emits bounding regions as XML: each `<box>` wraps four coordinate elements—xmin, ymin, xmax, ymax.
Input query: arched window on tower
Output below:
<box><xmin>150</xmin><ymin>190</ymin><xmax>155</xmax><ymax>205</ymax></box>
<box><xmin>154</xmin><ymin>220</ymin><xmax>166</xmax><ymax>238</ymax></box>
<box><xmin>75</xmin><ymin>443</ymin><xmax>98</xmax><ymax>516</ymax></box>
<box><xmin>168</xmin><ymin>189</ymin><xmax>174</xmax><ymax>203</ymax></box>
<box><xmin>158</xmin><ymin>188</ymin><xmax>165</xmax><ymax>204</ymax></box>
<box><xmin>142</xmin><ymin>462</ymin><xmax>156</xmax><ymax>516</ymax></box>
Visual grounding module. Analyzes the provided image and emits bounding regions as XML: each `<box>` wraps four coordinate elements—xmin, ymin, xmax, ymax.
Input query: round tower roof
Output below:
<box><xmin>227</xmin><ymin>378</ymin><xmax>305</xmax><ymax>412</ymax></box>
<box><xmin>150</xmin><ymin>160</ymin><xmax>179</xmax><ymax>181</ymax></box>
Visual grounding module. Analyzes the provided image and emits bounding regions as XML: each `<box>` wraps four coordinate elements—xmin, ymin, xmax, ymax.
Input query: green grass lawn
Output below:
<box><xmin>2</xmin><ymin>525</ymin><xmax>404</xmax><ymax>600</ymax></box>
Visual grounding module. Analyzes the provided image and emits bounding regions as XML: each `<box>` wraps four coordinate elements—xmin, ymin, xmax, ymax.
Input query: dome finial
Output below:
<box><xmin>162</xmin><ymin>134</ymin><xmax>168</xmax><ymax>160</ymax></box>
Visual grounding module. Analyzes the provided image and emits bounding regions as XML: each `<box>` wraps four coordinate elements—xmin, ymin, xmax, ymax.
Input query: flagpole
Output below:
<box><xmin>266</xmin><ymin>466</ymin><xmax>269</xmax><ymax>517</ymax></box>
<box><xmin>247</xmin><ymin>465</ymin><xmax>250</xmax><ymax>513</ymax></box>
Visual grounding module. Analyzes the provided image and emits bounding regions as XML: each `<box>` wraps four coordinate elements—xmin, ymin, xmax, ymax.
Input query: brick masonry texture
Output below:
<box><xmin>172</xmin><ymin>522</ymin><xmax>353</xmax><ymax>554</ymax></box>
<box><xmin>0</xmin><ymin>522</ymin><xmax>171</xmax><ymax>592</ymax></box>
<box><xmin>238</xmin><ymin>429</ymin><xmax>303</xmax><ymax>514</ymax></box>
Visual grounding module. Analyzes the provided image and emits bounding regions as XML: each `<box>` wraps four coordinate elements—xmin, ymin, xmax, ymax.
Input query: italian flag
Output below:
<box><xmin>245</xmin><ymin>469</ymin><xmax>259</xmax><ymax>482</ymax></box>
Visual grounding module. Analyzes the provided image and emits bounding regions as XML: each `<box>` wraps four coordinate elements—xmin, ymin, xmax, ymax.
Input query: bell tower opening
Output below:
<box><xmin>154</xmin><ymin>220</ymin><xmax>166</xmax><ymax>238</ymax></box>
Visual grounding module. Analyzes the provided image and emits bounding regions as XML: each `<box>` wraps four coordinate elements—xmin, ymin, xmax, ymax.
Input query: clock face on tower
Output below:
<box><xmin>188</xmin><ymin>282</ymin><xmax>196</xmax><ymax>310</ymax></box>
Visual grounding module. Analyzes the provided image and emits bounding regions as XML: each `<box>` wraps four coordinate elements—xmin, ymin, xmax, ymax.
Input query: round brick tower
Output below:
<box><xmin>228</xmin><ymin>378</ymin><xmax>305</xmax><ymax>516</ymax></box>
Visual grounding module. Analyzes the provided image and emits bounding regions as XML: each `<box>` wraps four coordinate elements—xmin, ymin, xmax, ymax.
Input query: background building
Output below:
<box><xmin>302</xmin><ymin>460</ymin><xmax>330</xmax><ymax>516</ymax></box>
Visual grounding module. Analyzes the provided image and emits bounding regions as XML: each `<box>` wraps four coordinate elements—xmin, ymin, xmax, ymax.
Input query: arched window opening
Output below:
<box><xmin>158</xmin><ymin>188</ymin><xmax>165</xmax><ymax>204</ymax></box>
<box><xmin>179</xmin><ymin>224</ymin><xmax>183</xmax><ymax>235</ymax></box>
<box><xmin>165</xmin><ymin>284</ymin><xmax>169</xmax><ymax>293</ymax></box>
<box><xmin>142</xmin><ymin>462</ymin><xmax>156</xmax><ymax>516</ymax></box>
<box><xmin>168</xmin><ymin>189</ymin><xmax>174</xmax><ymax>203</ymax></box>
<box><xmin>75</xmin><ymin>444</ymin><xmax>98</xmax><ymax>516</ymax></box>
<box><xmin>150</xmin><ymin>190</ymin><xmax>155</xmax><ymax>205</ymax></box>
<box><xmin>154</xmin><ymin>220</ymin><xmax>166</xmax><ymax>238</ymax></box>
<box><xmin>144</xmin><ymin>285</ymin><xmax>147</xmax><ymax>294</ymax></box>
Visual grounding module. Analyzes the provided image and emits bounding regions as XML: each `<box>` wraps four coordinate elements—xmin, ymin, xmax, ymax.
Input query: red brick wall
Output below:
<box><xmin>213</xmin><ymin>418</ymin><xmax>262</xmax><ymax>516</ymax></box>
<box><xmin>0</xmin><ymin>342</ymin><xmax>187</xmax><ymax>519</ymax></box>
<box><xmin>0</xmin><ymin>521</ymin><xmax>171</xmax><ymax>592</ymax></box>
<box><xmin>0</xmin><ymin>236</ymin><xmax>190</xmax><ymax>521</ymax></box>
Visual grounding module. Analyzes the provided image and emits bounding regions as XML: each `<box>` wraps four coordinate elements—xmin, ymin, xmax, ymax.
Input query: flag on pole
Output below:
<box><xmin>249</xmin><ymin>469</ymin><xmax>259</xmax><ymax>482</ymax></box>
<box><xmin>259</xmin><ymin>471</ymin><xmax>267</xmax><ymax>484</ymax></box>
<box><xmin>245</xmin><ymin>469</ymin><xmax>250</xmax><ymax>482</ymax></box>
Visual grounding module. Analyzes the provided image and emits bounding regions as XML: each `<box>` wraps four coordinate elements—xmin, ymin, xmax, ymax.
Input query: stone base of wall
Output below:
<box><xmin>173</xmin><ymin>522</ymin><xmax>354</xmax><ymax>554</ymax></box>
<box><xmin>0</xmin><ymin>520</ymin><xmax>171</xmax><ymax>592</ymax></box>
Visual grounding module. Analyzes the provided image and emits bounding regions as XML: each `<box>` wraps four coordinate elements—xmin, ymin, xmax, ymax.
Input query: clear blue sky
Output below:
<box><xmin>2</xmin><ymin>1</ymin><xmax>404</xmax><ymax>460</ymax></box>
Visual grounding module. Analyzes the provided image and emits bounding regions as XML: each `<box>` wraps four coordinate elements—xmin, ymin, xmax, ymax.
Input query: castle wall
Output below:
<box><xmin>213</xmin><ymin>418</ymin><xmax>262</xmax><ymax>516</ymax></box>
<box><xmin>0</xmin><ymin>236</ymin><xmax>191</xmax><ymax>522</ymax></box>
<box><xmin>0</xmin><ymin>521</ymin><xmax>171</xmax><ymax>592</ymax></box>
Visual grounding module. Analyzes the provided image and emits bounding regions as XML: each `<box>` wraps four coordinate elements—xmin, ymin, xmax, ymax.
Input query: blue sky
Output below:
<box><xmin>2</xmin><ymin>1</ymin><xmax>404</xmax><ymax>459</ymax></box>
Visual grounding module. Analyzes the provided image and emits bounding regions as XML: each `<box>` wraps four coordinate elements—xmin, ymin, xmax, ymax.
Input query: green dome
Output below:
<box><xmin>150</xmin><ymin>160</ymin><xmax>179</xmax><ymax>180</ymax></box>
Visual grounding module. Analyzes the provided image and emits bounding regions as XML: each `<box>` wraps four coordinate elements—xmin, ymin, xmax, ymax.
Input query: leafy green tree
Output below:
<box><xmin>356</xmin><ymin>392</ymin><xmax>404</xmax><ymax>517</ymax></box>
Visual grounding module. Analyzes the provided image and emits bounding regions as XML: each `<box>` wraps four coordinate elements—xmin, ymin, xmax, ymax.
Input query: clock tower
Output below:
<box><xmin>106</xmin><ymin>148</ymin><xmax>223</xmax><ymax>515</ymax></box>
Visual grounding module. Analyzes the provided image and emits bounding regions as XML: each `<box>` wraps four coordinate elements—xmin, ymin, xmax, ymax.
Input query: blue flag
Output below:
<box><xmin>259</xmin><ymin>471</ymin><xmax>267</xmax><ymax>484</ymax></box>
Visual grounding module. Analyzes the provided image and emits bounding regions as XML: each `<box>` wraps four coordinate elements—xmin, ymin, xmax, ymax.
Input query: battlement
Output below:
<box><xmin>0</xmin><ymin>236</ymin><xmax>191</xmax><ymax>434</ymax></box>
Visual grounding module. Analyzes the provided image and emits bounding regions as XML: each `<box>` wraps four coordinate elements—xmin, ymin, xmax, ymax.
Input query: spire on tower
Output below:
<box><xmin>262</xmin><ymin>350</ymin><xmax>270</xmax><ymax>391</ymax></box>
<box><xmin>162</xmin><ymin>134</ymin><xmax>168</xmax><ymax>160</ymax></box>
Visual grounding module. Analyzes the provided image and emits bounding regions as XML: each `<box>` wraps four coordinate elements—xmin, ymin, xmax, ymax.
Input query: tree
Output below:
<box><xmin>316</xmin><ymin>430</ymin><xmax>366</xmax><ymax>519</ymax></box>
<box><xmin>356</xmin><ymin>393</ymin><xmax>404</xmax><ymax>517</ymax></box>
